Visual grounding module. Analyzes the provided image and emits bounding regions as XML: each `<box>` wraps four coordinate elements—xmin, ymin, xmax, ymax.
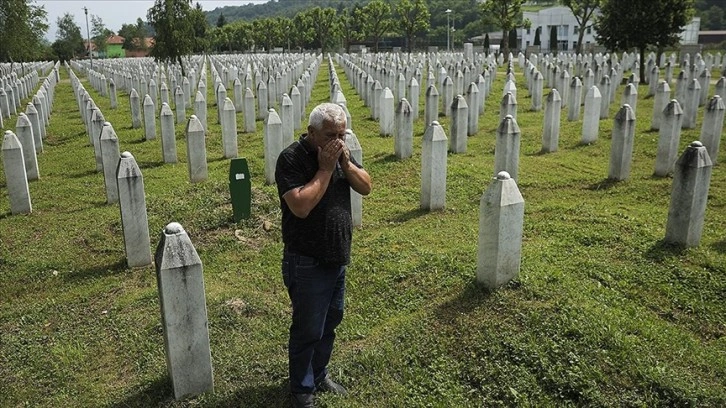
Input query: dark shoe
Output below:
<box><xmin>315</xmin><ymin>375</ymin><xmax>347</xmax><ymax>395</ymax></box>
<box><xmin>291</xmin><ymin>392</ymin><xmax>314</xmax><ymax>408</ymax></box>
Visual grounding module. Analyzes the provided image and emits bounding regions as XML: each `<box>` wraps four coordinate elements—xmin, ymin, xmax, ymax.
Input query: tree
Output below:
<box><xmin>52</xmin><ymin>12</ymin><xmax>84</xmax><ymax>62</ymax></box>
<box><xmin>562</xmin><ymin>0</ymin><xmax>600</xmax><ymax>54</ymax></box>
<box><xmin>0</xmin><ymin>0</ymin><xmax>49</xmax><ymax>63</ymax></box>
<box><xmin>292</xmin><ymin>12</ymin><xmax>315</xmax><ymax>50</ymax></box>
<box><xmin>508</xmin><ymin>28</ymin><xmax>518</xmax><ymax>51</ymax></box>
<box><xmin>395</xmin><ymin>0</ymin><xmax>431</xmax><ymax>53</ymax></box>
<box><xmin>533</xmin><ymin>26</ymin><xmax>541</xmax><ymax>46</ymax></box>
<box><xmin>119</xmin><ymin>18</ymin><xmax>149</xmax><ymax>52</ymax></box>
<box><xmin>147</xmin><ymin>0</ymin><xmax>197</xmax><ymax>75</ymax></box>
<box><xmin>305</xmin><ymin>7</ymin><xmax>338</xmax><ymax>53</ymax></box>
<box><xmin>480</xmin><ymin>0</ymin><xmax>530</xmax><ymax>61</ymax></box>
<box><xmin>91</xmin><ymin>15</ymin><xmax>113</xmax><ymax>56</ymax></box>
<box><xmin>356</xmin><ymin>0</ymin><xmax>393</xmax><ymax>52</ymax></box>
<box><xmin>217</xmin><ymin>13</ymin><xmax>227</xmax><ymax>28</ymax></box>
<box><xmin>549</xmin><ymin>25</ymin><xmax>558</xmax><ymax>51</ymax></box>
<box><xmin>484</xmin><ymin>32</ymin><xmax>490</xmax><ymax>52</ymax></box>
<box><xmin>595</xmin><ymin>0</ymin><xmax>695</xmax><ymax>81</ymax></box>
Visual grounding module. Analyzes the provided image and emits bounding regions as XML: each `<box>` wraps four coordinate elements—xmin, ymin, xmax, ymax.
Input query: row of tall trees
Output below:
<box><xmin>206</xmin><ymin>0</ymin><xmax>431</xmax><ymax>54</ymax></box>
<box><xmin>0</xmin><ymin>0</ymin><xmax>49</xmax><ymax>63</ymax></box>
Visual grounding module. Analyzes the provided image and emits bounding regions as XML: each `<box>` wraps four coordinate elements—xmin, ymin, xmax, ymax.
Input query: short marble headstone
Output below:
<box><xmin>424</xmin><ymin>84</ymin><xmax>439</xmax><ymax>127</ymax></box>
<box><xmin>143</xmin><ymin>94</ymin><xmax>156</xmax><ymax>141</ymax></box>
<box><xmin>160</xmin><ymin>103</ymin><xmax>177</xmax><ymax>163</ymax></box>
<box><xmin>494</xmin><ymin>115</ymin><xmax>521</xmax><ymax>180</ymax></box>
<box><xmin>449</xmin><ymin>95</ymin><xmax>468</xmax><ymax>153</ymax></box>
<box><xmin>100</xmin><ymin>122</ymin><xmax>121</xmax><ymax>203</ymax></box>
<box><xmin>654</xmin><ymin>99</ymin><xmax>684</xmax><ymax>177</ymax></box>
<box><xmin>421</xmin><ymin>121</ymin><xmax>447</xmax><ymax>210</ymax></box>
<box><xmin>186</xmin><ymin>115</ymin><xmax>208</xmax><ymax>183</ymax></box>
<box><xmin>345</xmin><ymin>129</ymin><xmax>363</xmax><ymax>227</ymax></box>
<box><xmin>130</xmin><ymin>89</ymin><xmax>141</xmax><ymax>129</ymax></box>
<box><xmin>15</xmin><ymin>113</ymin><xmax>38</xmax><ymax>181</ymax></box>
<box><xmin>582</xmin><ymin>86</ymin><xmax>601</xmax><ymax>144</ymax></box>
<box><xmin>154</xmin><ymin>222</ymin><xmax>214</xmax><ymax>400</ymax></box>
<box><xmin>221</xmin><ymin>97</ymin><xmax>238</xmax><ymax>159</ymax></box>
<box><xmin>477</xmin><ymin>171</ymin><xmax>524</xmax><ymax>289</ymax></box>
<box><xmin>608</xmin><ymin>104</ymin><xmax>636</xmax><ymax>181</ymax></box>
<box><xmin>651</xmin><ymin>81</ymin><xmax>671</xmax><ymax>131</ymax></box>
<box><xmin>117</xmin><ymin>151</ymin><xmax>152</xmax><ymax>267</ymax></box>
<box><xmin>542</xmin><ymin>89</ymin><xmax>561</xmax><ymax>153</ymax></box>
<box><xmin>394</xmin><ymin>98</ymin><xmax>414</xmax><ymax>159</ymax></box>
<box><xmin>665</xmin><ymin>141</ymin><xmax>713</xmax><ymax>247</ymax></box>
<box><xmin>699</xmin><ymin>95</ymin><xmax>725</xmax><ymax>164</ymax></box>
<box><xmin>264</xmin><ymin>108</ymin><xmax>283</xmax><ymax>185</ymax></box>
<box><xmin>2</xmin><ymin>131</ymin><xmax>32</xmax><ymax>214</ymax></box>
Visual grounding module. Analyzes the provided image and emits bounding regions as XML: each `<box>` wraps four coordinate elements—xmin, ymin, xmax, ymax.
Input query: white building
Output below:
<box><xmin>519</xmin><ymin>6</ymin><xmax>701</xmax><ymax>52</ymax></box>
<box><xmin>520</xmin><ymin>6</ymin><xmax>599</xmax><ymax>52</ymax></box>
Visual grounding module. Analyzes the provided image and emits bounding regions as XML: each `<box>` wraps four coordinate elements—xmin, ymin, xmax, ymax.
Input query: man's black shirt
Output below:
<box><xmin>275</xmin><ymin>135</ymin><xmax>362</xmax><ymax>266</ymax></box>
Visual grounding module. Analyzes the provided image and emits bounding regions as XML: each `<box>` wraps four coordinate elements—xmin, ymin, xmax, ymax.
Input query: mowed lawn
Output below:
<box><xmin>1</xmin><ymin>54</ymin><xmax>725</xmax><ymax>407</ymax></box>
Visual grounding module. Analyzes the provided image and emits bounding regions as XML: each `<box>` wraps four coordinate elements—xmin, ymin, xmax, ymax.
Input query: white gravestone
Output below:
<box><xmin>421</xmin><ymin>121</ymin><xmax>447</xmax><ymax>210</ymax></box>
<box><xmin>494</xmin><ymin>115</ymin><xmax>521</xmax><ymax>180</ymax></box>
<box><xmin>100</xmin><ymin>122</ymin><xmax>121</xmax><ymax>204</ymax></box>
<box><xmin>160</xmin><ymin>103</ymin><xmax>177</xmax><ymax>163</ymax></box>
<box><xmin>264</xmin><ymin>108</ymin><xmax>283</xmax><ymax>185</ymax></box>
<box><xmin>221</xmin><ymin>97</ymin><xmax>238</xmax><ymax>159</ymax></box>
<box><xmin>608</xmin><ymin>104</ymin><xmax>636</xmax><ymax>181</ymax></box>
<box><xmin>186</xmin><ymin>115</ymin><xmax>208</xmax><ymax>183</ymax></box>
<box><xmin>654</xmin><ymin>99</ymin><xmax>684</xmax><ymax>177</ymax></box>
<box><xmin>665</xmin><ymin>141</ymin><xmax>713</xmax><ymax>247</ymax></box>
<box><xmin>154</xmin><ymin>222</ymin><xmax>214</xmax><ymax>400</ymax></box>
<box><xmin>345</xmin><ymin>129</ymin><xmax>363</xmax><ymax>227</ymax></box>
<box><xmin>477</xmin><ymin>171</ymin><xmax>524</xmax><ymax>289</ymax></box>
<box><xmin>117</xmin><ymin>152</ymin><xmax>152</xmax><ymax>267</ymax></box>
<box><xmin>2</xmin><ymin>131</ymin><xmax>32</xmax><ymax>214</ymax></box>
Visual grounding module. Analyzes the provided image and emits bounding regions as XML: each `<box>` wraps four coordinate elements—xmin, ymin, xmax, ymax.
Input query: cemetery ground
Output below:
<box><xmin>1</xmin><ymin>57</ymin><xmax>725</xmax><ymax>407</ymax></box>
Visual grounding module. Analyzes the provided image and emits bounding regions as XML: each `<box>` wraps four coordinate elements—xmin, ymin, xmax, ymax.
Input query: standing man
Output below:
<box><xmin>275</xmin><ymin>103</ymin><xmax>372</xmax><ymax>408</ymax></box>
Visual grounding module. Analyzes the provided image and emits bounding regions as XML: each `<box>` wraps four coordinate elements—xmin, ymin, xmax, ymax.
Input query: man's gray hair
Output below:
<box><xmin>308</xmin><ymin>103</ymin><xmax>346</xmax><ymax>130</ymax></box>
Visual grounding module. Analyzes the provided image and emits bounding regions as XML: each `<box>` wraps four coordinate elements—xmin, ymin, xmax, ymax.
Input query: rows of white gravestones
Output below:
<box><xmin>332</xmin><ymin>47</ymin><xmax>722</xmax><ymax>289</ymax></box>
<box><xmin>0</xmin><ymin>47</ymin><xmax>720</xmax><ymax>397</ymax></box>
<box><xmin>54</xmin><ymin>52</ymin><xmax>322</xmax><ymax>400</ymax></box>
<box><xmin>2</xmin><ymin>61</ymin><xmax>61</xmax><ymax>215</ymax></box>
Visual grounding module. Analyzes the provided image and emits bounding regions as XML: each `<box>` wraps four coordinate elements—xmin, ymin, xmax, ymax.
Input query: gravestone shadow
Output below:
<box><xmin>136</xmin><ymin>161</ymin><xmax>166</xmax><ymax>170</ymax></box>
<box><xmin>586</xmin><ymin>177</ymin><xmax>621</xmax><ymax>191</ymax></box>
<box><xmin>710</xmin><ymin>239</ymin><xmax>726</xmax><ymax>254</ymax></box>
<box><xmin>68</xmin><ymin>169</ymin><xmax>97</xmax><ymax>179</ymax></box>
<box><xmin>371</xmin><ymin>153</ymin><xmax>398</xmax><ymax>165</ymax></box>
<box><xmin>108</xmin><ymin>376</ymin><xmax>173</xmax><ymax>408</ymax></box>
<box><xmin>644</xmin><ymin>239</ymin><xmax>688</xmax><ymax>262</ymax></box>
<box><xmin>434</xmin><ymin>279</ymin><xmax>499</xmax><ymax>324</ymax></box>
<box><xmin>388</xmin><ymin>207</ymin><xmax>428</xmax><ymax>223</ymax></box>
<box><xmin>63</xmin><ymin>258</ymin><xmax>129</xmax><ymax>283</ymax></box>
<box><xmin>214</xmin><ymin>381</ymin><xmax>290</xmax><ymax>407</ymax></box>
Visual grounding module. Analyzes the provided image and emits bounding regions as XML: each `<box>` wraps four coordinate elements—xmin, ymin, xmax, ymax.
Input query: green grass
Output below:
<box><xmin>1</xmin><ymin>56</ymin><xmax>725</xmax><ymax>407</ymax></box>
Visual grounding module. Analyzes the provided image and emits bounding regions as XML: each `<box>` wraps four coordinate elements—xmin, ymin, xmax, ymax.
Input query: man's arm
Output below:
<box><xmin>339</xmin><ymin>147</ymin><xmax>372</xmax><ymax>196</ymax></box>
<box><xmin>282</xmin><ymin>139</ymin><xmax>343</xmax><ymax>219</ymax></box>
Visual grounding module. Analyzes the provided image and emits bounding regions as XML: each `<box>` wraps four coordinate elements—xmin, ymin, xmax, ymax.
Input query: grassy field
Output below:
<box><xmin>1</xmin><ymin>54</ymin><xmax>725</xmax><ymax>407</ymax></box>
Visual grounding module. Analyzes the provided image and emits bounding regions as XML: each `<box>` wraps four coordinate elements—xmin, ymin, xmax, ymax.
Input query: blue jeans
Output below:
<box><xmin>282</xmin><ymin>250</ymin><xmax>346</xmax><ymax>394</ymax></box>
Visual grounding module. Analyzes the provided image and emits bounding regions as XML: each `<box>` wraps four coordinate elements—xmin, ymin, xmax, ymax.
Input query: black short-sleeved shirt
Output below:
<box><xmin>275</xmin><ymin>134</ymin><xmax>362</xmax><ymax>266</ymax></box>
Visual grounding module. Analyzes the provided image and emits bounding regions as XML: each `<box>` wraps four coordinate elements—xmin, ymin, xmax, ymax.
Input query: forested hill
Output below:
<box><xmin>204</xmin><ymin>0</ymin><xmax>365</xmax><ymax>25</ymax></box>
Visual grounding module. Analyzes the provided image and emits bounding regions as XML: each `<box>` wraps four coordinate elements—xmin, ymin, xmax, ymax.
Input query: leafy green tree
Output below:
<box><xmin>339</xmin><ymin>7</ymin><xmax>364</xmax><ymax>53</ymax></box>
<box><xmin>595</xmin><ymin>0</ymin><xmax>695</xmax><ymax>81</ymax></box>
<box><xmin>562</xmin><ymin>0</ymin><xmax>600</xmax><ymax>54</ymax></box>
<box><xmin>147</xmin><ymin>0</ymin><xmax>197</xmax><ymax>75</ymax></box>
<box><xmin>190</xmin><ymin>2</ymin><xmax>209</xmax><ymax>53</ymax></box>
<box><xmin>480</xmin><ymin>0</ymin><xmax>529</xmax><ymax>61</ymax></box>
<box><xmin>701</xmin><ymin>5</ymin><xmax>724</xmax><ymax>30</ymax></box>
<box><xmin>292</xmin><ymin>12</ymin><xmax>315</xmax><ymax>50</ymax></box>
<box><xmin>52</xmin><ymin>12</ymin><xmax>84</xmax><ymax>62</ymax></box>
<box><xmin>305</xmin><ymin>7</ymin><xmax>338</xmax><ymax>53</ymax></box>
<box><xmin>217</xmin><ymin>13</ymin><xmax>227</xmax><ymax>28</ymax></box>
<box><xmin>0</xmin><ymin>0</ymin><xmax>49</xmax><ymax>63</ymax></box>
<box><xmin>356</xmin><ymin>0</ymin><xmax>393</xmax><ymax>52</ymax></box>
<box><xmin>252</xmin><ymin>18</ymin><xmax>283</xmax><ymax>51</ymax></box>
<box><xmin>395</xmin><ymin>0</ymin><xmax>430</xmax><ymax>52</ymax></box>
<box><xmin>118</xmin><ymin>18</ymin><xmax>149</xmax><ymax>52</ymax></box>
<box><xmin>91</xmin><ymin>15</ymin><xmax>113</xmax><ymax>56</ymax></box>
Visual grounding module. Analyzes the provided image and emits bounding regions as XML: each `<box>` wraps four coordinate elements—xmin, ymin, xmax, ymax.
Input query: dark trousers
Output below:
<box><xmin>282</xmin><ymin>251</ymin><xmax>346</xmax><ymax>394</ymax></box>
